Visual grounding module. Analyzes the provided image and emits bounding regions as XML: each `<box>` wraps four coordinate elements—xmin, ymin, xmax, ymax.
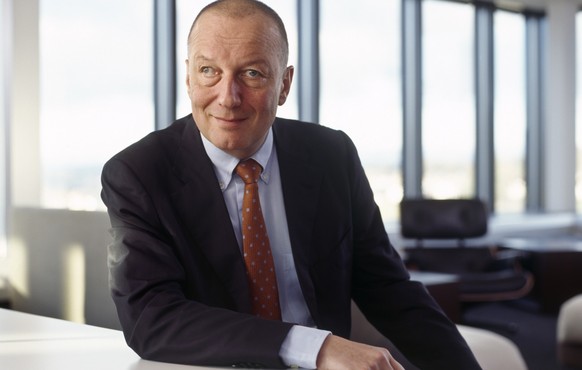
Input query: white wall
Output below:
<box><xmin>5</xmin><ymin>208</ymin><xmax>120</xmax><ymax>329</ymax></box>
<box><xmin>0</xmin><ymin>0</ymin><xmax>11</xmax><ymax>261</ymax></box>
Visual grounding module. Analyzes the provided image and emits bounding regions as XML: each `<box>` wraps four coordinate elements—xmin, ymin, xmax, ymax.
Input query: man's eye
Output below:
<box><xmin>201</xmin><ymin>67</ymin><xmax>216</xmax><ymax>76</ymax></box>
<box><xmin>244</xmin><ymin>70</ymin><xmax>261</xmax><ymax>78</ymax></box>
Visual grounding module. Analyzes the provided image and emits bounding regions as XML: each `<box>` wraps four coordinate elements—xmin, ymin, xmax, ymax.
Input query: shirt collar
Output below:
<box><xmin>201</xmin><ymin>128</ymin><xmax>274</xmax><ymax>191</ymax></box>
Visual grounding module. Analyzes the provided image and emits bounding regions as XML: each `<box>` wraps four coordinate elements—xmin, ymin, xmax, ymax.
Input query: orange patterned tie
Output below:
<box><xmin>235</xmin><ymin>159</ymin><xmax>282</xmax><ymax>320</ymax></box>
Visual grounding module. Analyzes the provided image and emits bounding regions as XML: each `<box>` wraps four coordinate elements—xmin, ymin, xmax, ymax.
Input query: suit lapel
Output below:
<box><xmin>273</xmin><ymin>122</ymin><xmax>324</xmax><ymax>317</ymax></box>
<box><xmin>170</xmin><ymin>118</ymin><xmax>252</xmax><ymax>313</ymax></box>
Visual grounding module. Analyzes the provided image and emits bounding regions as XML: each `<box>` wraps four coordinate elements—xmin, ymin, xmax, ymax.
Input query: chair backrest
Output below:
<box><xmin>400</xmin><ymin>198</ymin><xmax>488</xmax><ymax>240</ymax></box>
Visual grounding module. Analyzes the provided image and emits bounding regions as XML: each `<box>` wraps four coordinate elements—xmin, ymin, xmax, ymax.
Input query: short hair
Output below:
<box><xmin>187</xmin><ymin>0</ymin><xmax>289</xmax><ymax>65</ymax></box>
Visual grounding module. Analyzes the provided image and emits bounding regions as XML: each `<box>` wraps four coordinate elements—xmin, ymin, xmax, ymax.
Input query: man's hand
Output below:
<box><xmin>316</xmin><ymin>335</ymin><xmax>405</xmax><ymax>370</ymax></box>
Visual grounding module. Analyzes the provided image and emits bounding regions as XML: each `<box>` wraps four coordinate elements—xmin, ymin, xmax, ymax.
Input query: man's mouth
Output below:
<box><xmin>213</xmin><ymin>115</ymin><xmax>246</xmax><ymax>124</ymax></box>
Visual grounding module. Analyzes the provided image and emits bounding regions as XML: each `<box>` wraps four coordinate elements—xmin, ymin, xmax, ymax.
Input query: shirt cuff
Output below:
<box><xmin>279</xmin><ymin>325</ymin><xmax>331</xmax><ymax>369</ymax></box>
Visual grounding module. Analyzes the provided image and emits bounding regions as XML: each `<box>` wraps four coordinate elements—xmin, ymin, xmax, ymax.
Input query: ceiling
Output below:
<box><xmin>496</xmin><ymin>0</ymin><xmax>582</xmax><ymax>11</ymax></box>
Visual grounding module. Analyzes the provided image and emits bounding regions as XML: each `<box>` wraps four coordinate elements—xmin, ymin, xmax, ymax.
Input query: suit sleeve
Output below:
<box><xmin>101</xmin><ymin>156</ymin><xmax>293</xmax><ymax>368</ymax></box>
<box><xmin>340</xmin><ymin>132</ymin><xmax>482</xmax><ymax>370</ymax></box>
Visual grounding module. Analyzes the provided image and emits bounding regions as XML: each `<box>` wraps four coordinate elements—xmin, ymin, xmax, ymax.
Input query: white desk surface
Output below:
<box><xmin>0</xmin><ymin>307</ymin><xmax>119</xmax><ymax>342</ymax></box>
<box><xmin>0</xmin><ymin>308</ymin><xmax>276</xmax><ymax>370</ymax></box>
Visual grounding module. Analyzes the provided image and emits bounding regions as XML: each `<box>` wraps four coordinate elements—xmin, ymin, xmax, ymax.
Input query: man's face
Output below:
<box><xmin>186</xmin><ymin>11</ymin><xmax>293</xmax><ymax>159</ymax></box>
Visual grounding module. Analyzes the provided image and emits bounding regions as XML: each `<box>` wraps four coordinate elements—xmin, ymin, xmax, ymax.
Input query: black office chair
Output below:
<box><xmin>399</xmin><ymin>198</ymin><xmax>534</xmax><ymax>332</ymax></box>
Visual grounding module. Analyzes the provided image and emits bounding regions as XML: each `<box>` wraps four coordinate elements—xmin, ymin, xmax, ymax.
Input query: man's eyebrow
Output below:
<box><xmin>193</xmin><ymin>55</ymin><xmax>212</xmax><ymax>62</ymax></box>
<box><xmin>193</xmin><ymin>55</ymin><xmax>270</xmax><ymax>69</ymax></box>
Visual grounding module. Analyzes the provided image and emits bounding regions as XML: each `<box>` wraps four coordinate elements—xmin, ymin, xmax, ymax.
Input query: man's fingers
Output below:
<box><xmin>317</xmin><ymin>335</ymin><xmax>404</xmax><ymax>370</ymax></box>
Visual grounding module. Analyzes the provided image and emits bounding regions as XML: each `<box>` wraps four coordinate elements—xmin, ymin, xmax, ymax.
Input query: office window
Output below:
<box><xmin>39</xmin><ymin>0</ymin><xmax>154</xmax><ymax>210</ymax></box>
<box><xmin>320</xmin><ymin>0</ymin><xmax>401</xmax><ymax>220</ymax></box>
<box><xmin>176</xmin><ymin>0</ymin><xmax>299</xmax><ymax>120</ymax></box>
<box><xmin>579</xmin><ymin>11</ymin><xmax>582</xmax><ymax>210</ymax></box>
<box><xmin>494</xmin><ymin>10</ymin><xmax>526</xmax><ymax>213</ymax></box>
<box><xmin>422</xmin><ymin>0</ymin><xmax>475</xmax><ymax>199</ymax></box>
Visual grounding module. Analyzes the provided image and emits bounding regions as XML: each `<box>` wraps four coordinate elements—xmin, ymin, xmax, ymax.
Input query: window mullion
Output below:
<box><xmin>402</xmin><ymin>0</ymin><xmax>422</xmax><ymax>198</ymax></box>
<box><xmin>297</xmin><ymin>0</ymin><xmax>319</xmax><ymax>124</ymax></box>
<box><xmin>475</xmin><ymin>2</ymin><xmax>495</xmax><ymax>211</ymax></box>
<box><xmin>154</xmin><ymin>0</ymin><xmax>176</xmax><ymax>130</ymax></box>
<box><xmin>525</xmin><ymin>11</ymin><xmax>545</xmax><ymax>212</ymax></box>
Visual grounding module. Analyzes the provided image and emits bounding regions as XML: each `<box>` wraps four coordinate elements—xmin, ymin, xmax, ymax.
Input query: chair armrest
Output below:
<box><xmin>486</xmin><ymin>249</ymin><xmax>528</xmax><ymax>272</ymax></box>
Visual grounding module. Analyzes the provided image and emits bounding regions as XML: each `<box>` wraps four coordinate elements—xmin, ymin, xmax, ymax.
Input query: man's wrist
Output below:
<box><xmin>279</xmin><ymin>325</ymin><xmax>331</xmax><ymax>369</ymax></box>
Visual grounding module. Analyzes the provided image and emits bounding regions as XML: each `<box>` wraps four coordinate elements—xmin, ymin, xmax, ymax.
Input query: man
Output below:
<box><xmin>101</xmin><ymin>0</ymin><xmax>482</xmax><ymax>369</ymax></box>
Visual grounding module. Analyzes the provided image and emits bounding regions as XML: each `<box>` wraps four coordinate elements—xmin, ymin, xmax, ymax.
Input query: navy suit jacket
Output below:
<box><xmin>101</xmin><ymin>115</ymin><xmax>481</xmax><ymax>369</ymax></box>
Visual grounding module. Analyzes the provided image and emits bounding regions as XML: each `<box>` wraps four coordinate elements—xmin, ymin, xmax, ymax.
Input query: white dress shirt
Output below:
<box><xmin>200</xmin><ymin>128</ymin><xmax>330</xmax><ymax>368</ymax></box>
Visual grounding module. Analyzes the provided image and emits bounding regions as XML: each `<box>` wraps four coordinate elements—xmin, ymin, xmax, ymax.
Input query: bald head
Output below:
<box><xmin>188</xmin><ymin>0</ymin><xmax>289</xmax><ymax>66</ymax></box>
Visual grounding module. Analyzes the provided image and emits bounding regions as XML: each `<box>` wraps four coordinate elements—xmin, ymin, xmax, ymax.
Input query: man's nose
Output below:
<box><xmin>217</xmin><ymin>76</ymin><xmax>242</xmax><ymax>108</ymax></box>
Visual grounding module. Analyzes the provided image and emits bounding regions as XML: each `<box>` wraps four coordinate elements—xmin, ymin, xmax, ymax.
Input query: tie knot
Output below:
<box><xmin>235</xmin><ymin>159</ymin><xmax>262</xmax><ymax>184</ymax></box>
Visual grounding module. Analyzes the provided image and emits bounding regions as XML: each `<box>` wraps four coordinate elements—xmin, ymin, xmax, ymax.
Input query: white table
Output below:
<box><xmin>0</xmin><ymin>308</ymin><xmax>273</xmax><ymax>369</ymax></box>
<box><xmin>0</xmin><ymin>308</ymin><xmax>529</xmax><ymax>370</ymax></box>
<box><xmin>0</xmin><ymin>307</ymin><xmax>119</xmax><ymax>342</ymax></box>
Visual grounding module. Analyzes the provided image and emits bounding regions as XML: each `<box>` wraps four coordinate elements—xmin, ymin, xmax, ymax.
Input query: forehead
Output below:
<box><xmin>189</xmin><ymin>12</ymin><xmax>284</xmax><ymax>63</ymax></box>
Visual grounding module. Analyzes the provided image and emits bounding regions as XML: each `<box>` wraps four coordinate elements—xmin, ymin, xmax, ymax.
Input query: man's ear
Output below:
<box><xmin>278</xmin><ymin>66</ymin><xmax>294</xmax><ymax>106</ymax></box>
<box><xmin>185</xmin><ymin>59</ymin><xmax>191</xmax><ymax>92</ymax></box>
